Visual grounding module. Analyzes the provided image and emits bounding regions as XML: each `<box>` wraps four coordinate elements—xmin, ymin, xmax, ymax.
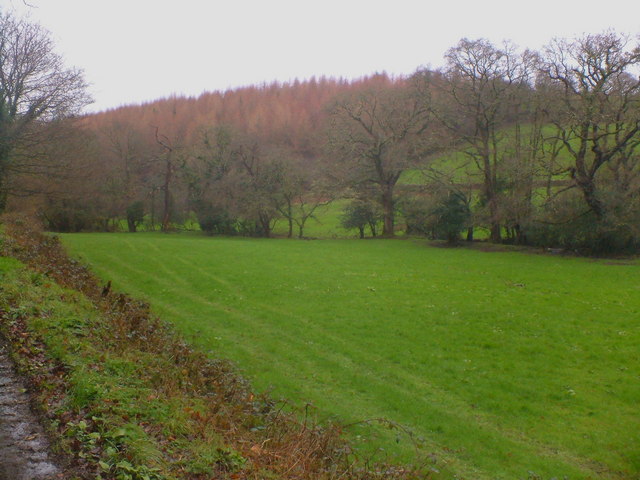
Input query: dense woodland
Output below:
<box><xmin>2</xmin><ymin>10</ymin><xmax>640</xmax><ymax>254</ymax></box>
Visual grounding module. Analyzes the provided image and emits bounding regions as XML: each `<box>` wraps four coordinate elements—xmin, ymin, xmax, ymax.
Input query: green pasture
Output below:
<box><xmin>271</xmin><ymin>200</ymin><xmax>354</xmax><ymax>238</ymax></box>
<box><xmin>61</xmin><ymin>233</ymin><xmax>640</xmax><ymax>479</ymax></box>
<box><xmin>398</xmin><ymin>123</ymin><xmax>578</xmax><ymax>188</ymax></box>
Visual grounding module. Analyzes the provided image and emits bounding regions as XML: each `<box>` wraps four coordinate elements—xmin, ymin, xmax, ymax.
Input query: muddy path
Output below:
<box><xmin>0</xmin><ymin>341</ymin><xmax>61</xmax><ymax>480</ymax></box>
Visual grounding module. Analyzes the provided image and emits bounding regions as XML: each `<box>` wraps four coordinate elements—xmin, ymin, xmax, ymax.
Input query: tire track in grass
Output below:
<box><xmin>131</xmin><ymin>240</ymin><xmax>245</xmax><ymax>307</ymax></box>
<box><xmin>102</xmin><ymin>240</ymin><xmax>640</xmax><ymax>476</ymax></box>
<box><xmin>69</xmin><ymin>239</ymin><xmax>618</xmax><ymax>479</ymax></box>
<box><xmin>93</xmin><ymin>253</ymin><xmax>498</xmax><ymax>476</ymax></box>
<box><xmin>173</xmin><ymin>256</ymin><xmax>241</xmax><ymax>296</ymax></box>
<box><xmin>103</xmin><ymin>248</ymin><xmax>602</xmax><ymax>478</ymax></box>
<box><xmin>111</xmin><ymin>244</ymin><xmax>625</xmax><ymax>477</ymax></box>
<box><xmin>96</xmin><ymin>253</ymin><xmax>599</xmax><ymax>479</ymax></box>
<box><xmin>162</xmin><ymin>291</ymin><xmax>598</xmax><ymax>479</ymax></box>
<box><xmin>170</xmin><ymin>256</ymin><xmax>610</xmax><ymax>477</ymax></box>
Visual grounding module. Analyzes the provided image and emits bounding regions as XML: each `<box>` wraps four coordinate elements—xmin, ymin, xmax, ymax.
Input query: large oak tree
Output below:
<box><xmin>540</xmin><ymin>32</ymin><xmax>640</xmax><ymax>221</ymax></box>
<box><xmin>328</xmin><ymin>79</ymin><xmax>434</xmax><ymax>236</ymax></box>
<box><xmin>421</xmin><ymin>39</ymin><xmax>538</xmax><ymax>242</ymax></box>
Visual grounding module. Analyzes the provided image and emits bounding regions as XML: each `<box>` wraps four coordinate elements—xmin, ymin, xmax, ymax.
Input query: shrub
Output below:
<box><xmin>39</xmin><ymin>199</ymin><xmax>100</xmax><ymax>232</ymax></box>
<box><xmin>524</xmin><ymin>194</ymin><xmax>640</xmax><ymax>255</ymax></box>
<box><xmin>400</xmin><ymin>193</ymin><xmax>470</xmax><ymax>243</ymax></box>
<box><xmin>194</xmin><ymin>202</ymin><xmax>238</xmax><ymax>235</ymax></box>
<box><xmin>399</xmin><ymin>196</ymin><xmax>433</xmax><ymax>237</ymax></box>
<box><xmin>341</xmin><ymin>200</ymin><xmax>382</xmax><ymax>238</ymax></box>
<box><xmin>126</xmin><ymin>201</ymin><xmax>145</xmax><ymax>233</ymax></box>
<box><xmin>431</xmin><ymin>192</ymin><xmax>471</xmax><ymax>244</ymax></box>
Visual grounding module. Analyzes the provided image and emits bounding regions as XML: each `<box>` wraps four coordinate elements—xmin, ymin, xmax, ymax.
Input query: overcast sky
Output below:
<box><xmin>4</xmin><ymin>0</ymin><xmax>640</xmax><ymax>112</ymax></box>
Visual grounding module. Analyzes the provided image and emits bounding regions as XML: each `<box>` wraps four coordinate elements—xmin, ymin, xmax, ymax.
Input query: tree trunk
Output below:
<box><xmin>577</xmin><ymin>177</ymin><xmax>605</xmax><ymax>219</ymax></box>
<box><xmin>162</xmin><ymin>158</ymin><xmax>172</xmax><ymax>232</ymax></box>
<box><xmin>480</xmin><ymin>143</ymin><xmax>501</xmax><ymax>243</ymax></box>
<box><xmin>258</xmin><ymin>213</ymin><xmax>271</xmax><ymax>238</ymax></box>
<box><xmin>297</xmin><ymin>214</ymin><xmax>311</xmax><ymax>239</ymax></box>
<box><xmin>150</xmin><ymin>189</ymin><xmax>156</xmax><ymax>230</ymax></box>
<box><xmin>0</xmin><ymin>152</ymin><xmax>10</xmax><ymax>213</ymax></box>
<box><xmin>489</xmin><ymin>220</ymin><xmax>501</xmax><ymax>243</ymax></box>
<box><xmin>282</xmin><ymin>198</ymin><xmax>293</xmax><ymax>238</ymax></box>
<box><xmin>486</xmin><ymin>186</ymin><xmax>501</xmax><ymax>243</ymax></box>
<box><xmin>381</xmin><ymin>186</ymin><xmax>394</xmax><ymax>236</ymax></box>
<box><xmin>466</xmin><ymin>227</ymin><xmax>474</xmax><ymax>242</ymax></box>
<box><xmin>0</xmin><ymin>180</ymin><xmax>7</xmax><ymax>213</ymax></box>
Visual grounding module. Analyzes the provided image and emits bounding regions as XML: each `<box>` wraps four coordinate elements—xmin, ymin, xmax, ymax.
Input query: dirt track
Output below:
<box><xmin>0</xmin><ymin>341</ymin><xmax>60</xmax><ymax>480</ymax></box>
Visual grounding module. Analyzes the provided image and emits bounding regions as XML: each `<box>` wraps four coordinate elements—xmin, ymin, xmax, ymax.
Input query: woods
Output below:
<box><xmin>3</xmin><ymin>10</ymin><xmax>640</xmax><ymax>254</ymax></box>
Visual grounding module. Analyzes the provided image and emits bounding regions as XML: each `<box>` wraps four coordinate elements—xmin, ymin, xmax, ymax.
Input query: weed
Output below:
<box><xmin>214</xmin><ymin>447</ymin><xmax>247</xmax><ymax>472</ymax></box>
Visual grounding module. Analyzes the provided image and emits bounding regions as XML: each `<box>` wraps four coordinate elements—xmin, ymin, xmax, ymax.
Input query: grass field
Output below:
<box><xmin>271</xmin><ymin>200</ymin><xmax>354</xmax><ymax>238</ymax></box>
<box><xmin>60</xmin><ymin>233</ymin><xmax>640</xmax><ymax>479</ymax></box>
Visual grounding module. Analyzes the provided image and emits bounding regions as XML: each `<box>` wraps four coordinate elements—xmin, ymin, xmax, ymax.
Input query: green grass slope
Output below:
<box><xmin>5</xmin><ymin>222</ymin><xmax>408</xmax><ymax>479</ymax></box>
<box><xmin>61</xmin><ymin>233</ymin><xmax>640</xmax><ymax>479</ymax></box>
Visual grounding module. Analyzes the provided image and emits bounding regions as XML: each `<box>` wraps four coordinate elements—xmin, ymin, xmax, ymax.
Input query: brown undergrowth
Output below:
<box><xmin>0</xmin><ymin>214</ymin><xmax>432</xmax><ymax>479</ymax></box>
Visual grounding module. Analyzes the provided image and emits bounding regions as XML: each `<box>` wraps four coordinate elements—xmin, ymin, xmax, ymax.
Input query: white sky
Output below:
<box><xmin>4</xmin><ymin>0</ymin><xmax>640</xmax><ymax>112</ymax></box>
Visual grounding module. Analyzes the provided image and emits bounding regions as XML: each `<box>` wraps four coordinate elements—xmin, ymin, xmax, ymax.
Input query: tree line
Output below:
<box><xmin>2</xmin><ymin>10</ymin><xmax>640</xmax><ymax>254</ymax></box>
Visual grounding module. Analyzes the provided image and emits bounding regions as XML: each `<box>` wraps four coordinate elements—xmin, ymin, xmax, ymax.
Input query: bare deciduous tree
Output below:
<box><xmin>421</xmin><ymin>39</ymin><xmax>538</xmax><ymax>242</ymax></box>
<box><xmin>0</xmin><ymin>11</ymin><xmax>91</xmax><ymax>210</ymax></box>
<box><xmin>273</xmin><ymin>152</ymin><xmax>333</xmax><ymax>239</ymax></box>
<box><xmin>540</xmin><ymin>31</ymin><xmax>640</xmax><ymax>220</ymax></box>
<box><xmin>328</xmin><ymin>81</ymin><xmax>434</xmax><ymax>236</ymax></box>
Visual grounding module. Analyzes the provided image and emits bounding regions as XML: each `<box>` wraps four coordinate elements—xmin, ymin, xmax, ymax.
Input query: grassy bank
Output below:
<box><xmin>61</xmin><ymin>232</ymin><xmax>640</xmax><ymax>479</ymax></box>
<box><xmin>1</xmin><ymin>220</ymin><xmax>426</xmax><ymax>479</ymax></box>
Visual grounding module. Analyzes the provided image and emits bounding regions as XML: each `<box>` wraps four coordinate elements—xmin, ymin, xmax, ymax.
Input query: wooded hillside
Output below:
<box><xmin>3</xmin><ymin>14</ymin><xmax>639</xmax><ymax>254</ymax></box>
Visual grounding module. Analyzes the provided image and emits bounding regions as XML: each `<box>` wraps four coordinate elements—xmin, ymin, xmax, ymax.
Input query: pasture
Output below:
<box><xmin>61</xmin><ymin>233</ymin><xmax>640</xmax><ymax>479</ymax></box>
